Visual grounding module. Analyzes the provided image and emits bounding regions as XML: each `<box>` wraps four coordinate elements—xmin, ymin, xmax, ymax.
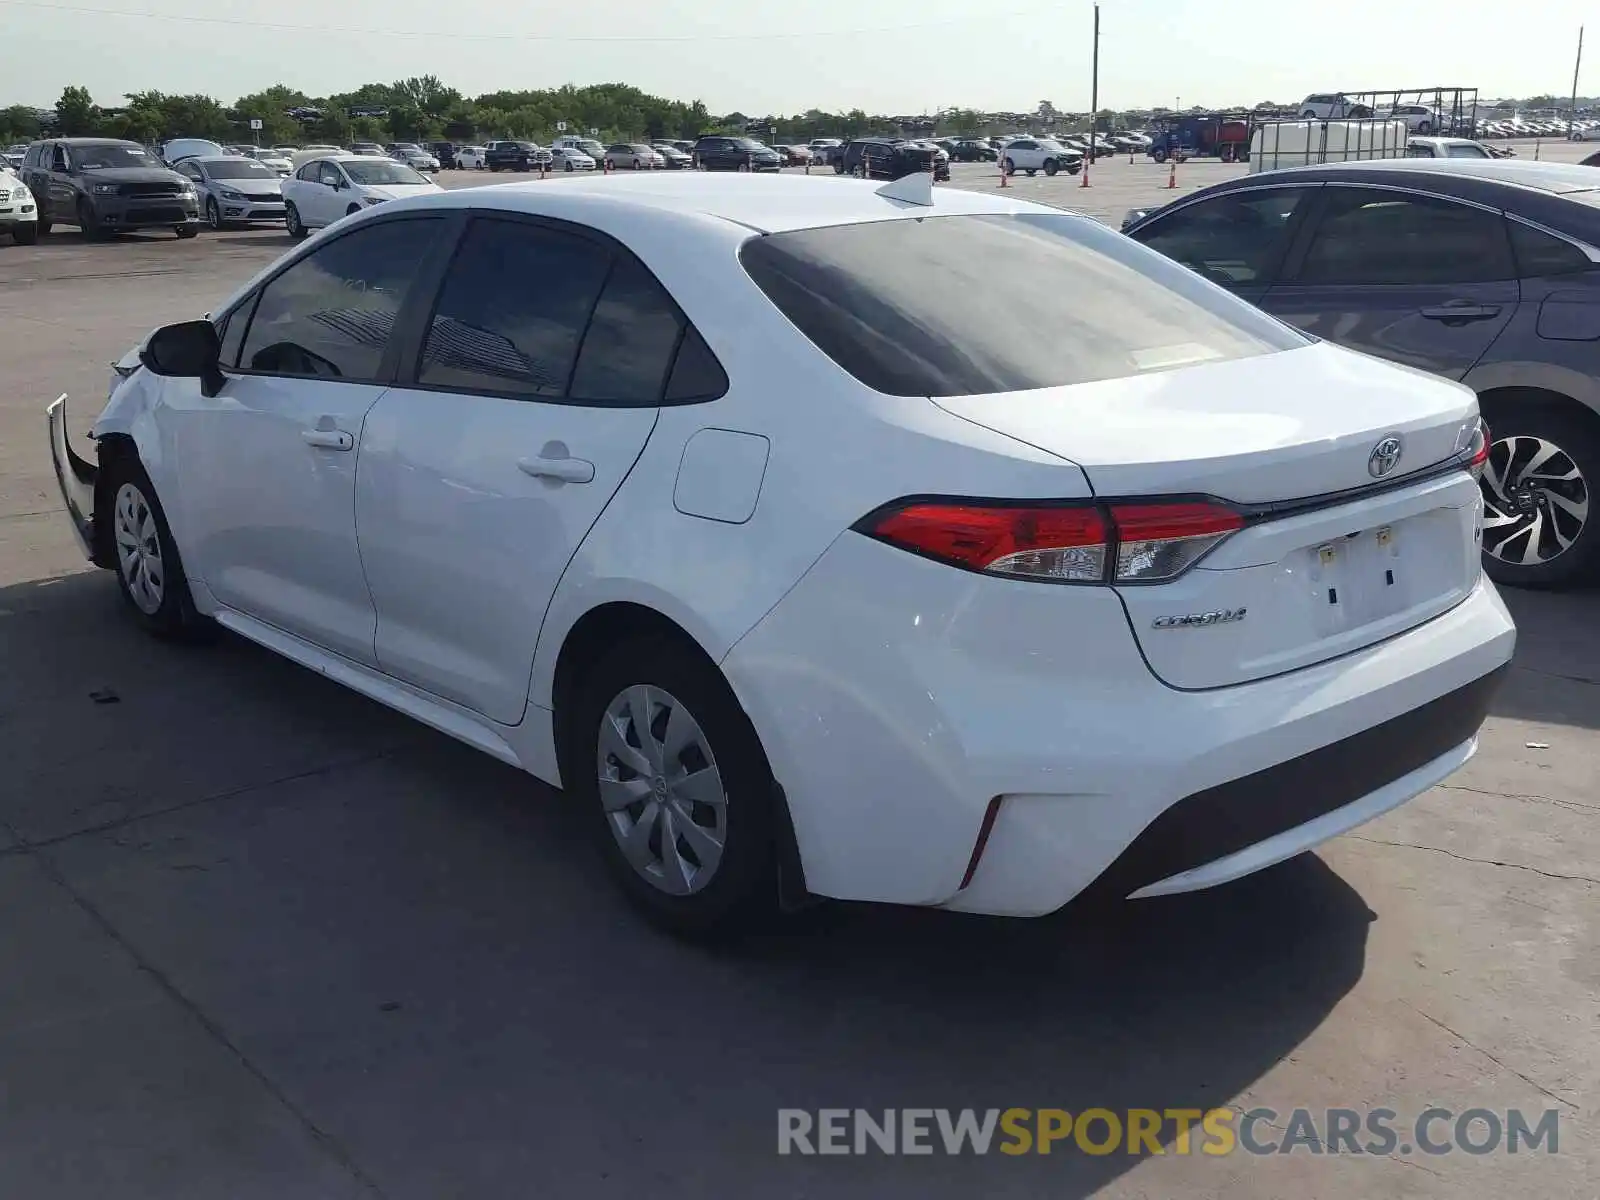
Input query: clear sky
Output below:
<box><xmin>2</xmin><ymin>0</ymin><xmax>1591</xmax><ymax>113</ymax></box>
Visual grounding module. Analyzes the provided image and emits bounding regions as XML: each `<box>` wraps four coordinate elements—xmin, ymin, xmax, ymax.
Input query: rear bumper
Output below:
<box><xmin>47</xmin><ymin>395</ymin><xmax>100</xmax><ymax>563</ymax></box>
<box><xmin>722</xmin><ymin>534</ymin><xmax>1516</xmax><ymax>916</ymax></box>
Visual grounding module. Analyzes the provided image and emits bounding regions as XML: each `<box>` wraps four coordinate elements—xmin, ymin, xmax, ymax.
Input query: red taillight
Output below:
<box><xmin>867</xmin><ymin>503</ymin><xmax>1109</xmax><ymax>581</ymax></box>
<box><xmin>1467</xmin><ymin>417</ymin><xmax>1490</xmax><ymax>479</ymax></box>
<box><xmin>859</xmin><ymin>498</ymin><xmax>1243</xmax><ymax>584</ymax></box>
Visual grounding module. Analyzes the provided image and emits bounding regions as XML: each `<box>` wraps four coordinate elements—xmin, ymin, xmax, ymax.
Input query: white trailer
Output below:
<box><xmin>1249</xmin><ymin>119</ymin><xmax>1410</xmax><ymax>172</ymax></box>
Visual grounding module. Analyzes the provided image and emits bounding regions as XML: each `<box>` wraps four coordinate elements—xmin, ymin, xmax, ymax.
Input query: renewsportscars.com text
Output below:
<box><xmin>777</xmin><ymin>1107</ymin><xmax>1561</xmax><ymax>1157</ymax></box>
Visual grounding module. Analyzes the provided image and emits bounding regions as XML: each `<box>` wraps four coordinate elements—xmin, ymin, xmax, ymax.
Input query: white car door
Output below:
<box><xmin>354</xmin><ymin>214</ymin><xmax>703</xmax><ymax>725</ymax></box>
<box><xmin>169</xmin><ymin>214</ymin><xmax>453</xmax><ymax>663</ymax></box>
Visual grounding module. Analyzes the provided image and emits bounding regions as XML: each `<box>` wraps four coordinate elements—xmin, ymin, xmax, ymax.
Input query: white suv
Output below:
<box><xmin>48</xmin><ymin>174</ymin><xmax>1514</xmax><ymax>935</ymax></box>
<box><xmin>999</xmin><ymin>137</ymin><xmax>1082</xmax><ymax>176</ymax></box>
<box><xmin>1299</xmin><ymin>93</ymin><xmax>1374</xmax><ymax>119</ymax></box>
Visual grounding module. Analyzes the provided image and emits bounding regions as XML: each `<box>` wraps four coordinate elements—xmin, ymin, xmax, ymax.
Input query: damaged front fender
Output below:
<box><xmin>48</xmin><ymin>394</ymin><xmax>104</xmax><ymax>564</ymax></box>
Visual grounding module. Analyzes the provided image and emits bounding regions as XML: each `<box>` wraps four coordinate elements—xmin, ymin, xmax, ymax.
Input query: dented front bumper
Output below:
<box><xmin>47</xmin><ymin>395</ymin><xmax>101</xmax><ymax>563</ymax></box>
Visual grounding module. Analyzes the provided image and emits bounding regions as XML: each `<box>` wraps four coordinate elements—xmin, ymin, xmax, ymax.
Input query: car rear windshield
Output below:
<box><xmin>739</xmin><ymin>213</ymin><xmax>1307</xmax><ymax>397</ymax></box>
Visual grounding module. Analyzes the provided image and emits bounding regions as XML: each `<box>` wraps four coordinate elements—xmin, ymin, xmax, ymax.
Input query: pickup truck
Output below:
<box><xmin>484</xmin><ymin>141</ymin><xmax>551</xmax><ymax>172</ymax></box>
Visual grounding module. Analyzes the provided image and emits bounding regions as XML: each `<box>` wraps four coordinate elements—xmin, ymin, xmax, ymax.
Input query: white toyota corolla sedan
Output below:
<box><xmin>48</xmin><ymin>172</ymin><xmax>1515</xmax><ymax>936</ymax></box>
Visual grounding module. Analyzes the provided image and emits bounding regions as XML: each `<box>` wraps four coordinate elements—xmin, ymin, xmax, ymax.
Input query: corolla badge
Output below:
<box><xmin>1368</xmin><ymin>435</ymin><xmax>1404</xmax><ymax>478</ymax></box>
<box><xmin>1151</xmin><ymin>608</ymin><xmax>1247</xmax><ymax>630</ymax></box>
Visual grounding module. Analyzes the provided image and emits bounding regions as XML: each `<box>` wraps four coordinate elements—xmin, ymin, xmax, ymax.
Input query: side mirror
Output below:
<box><xmin>141</xmin><ymin>320</ymin><xmax>224</xmax><ymax>396</ymax></box>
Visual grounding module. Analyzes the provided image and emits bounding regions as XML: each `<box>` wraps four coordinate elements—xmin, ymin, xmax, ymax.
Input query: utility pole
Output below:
<box><xmin>1082</xmin><ymin>1</ymin><xmax>1099</xmax><ymax>187</ymax></box>
<box><xmin>1570</xmin><ymin>26</ymin><xmax>1585</xmax><ymax>138</ymax></box>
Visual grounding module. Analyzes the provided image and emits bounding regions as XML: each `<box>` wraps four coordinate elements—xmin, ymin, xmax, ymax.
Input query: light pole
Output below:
<box><xmin>1570</xmin><ymin>26</ymin><xmax>1585</xmax><ymax>139</ymax></box>
<box><xmin>1083</xmin><ymin>2</ymin><xmax>1099</xmax><ymax>188</ymax></box>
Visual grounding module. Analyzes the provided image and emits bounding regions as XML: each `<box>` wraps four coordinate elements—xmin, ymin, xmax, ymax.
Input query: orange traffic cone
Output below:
<box><xmin>1165</xmin><ymin>156</ymin><xmax>1177</xmax><ymax>188</ymax></box>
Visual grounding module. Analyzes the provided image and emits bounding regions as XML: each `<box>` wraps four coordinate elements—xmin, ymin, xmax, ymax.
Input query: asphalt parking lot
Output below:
<box><xmin>0</xmin><ymin>144</ymin><xmax>1595</xmax><ymax>1198</ymax></box>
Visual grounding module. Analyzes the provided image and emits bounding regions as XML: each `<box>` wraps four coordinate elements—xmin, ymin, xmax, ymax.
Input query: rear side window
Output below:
<box><xmin>739</xmin><ymin>214</ymin><xmax>1305</xmax><ymax>398</ymax></box>
<box><xmin>417</xmin><ymin>218</ymin><xmax>611</xmax><ymax>398</ymax></box>
<box><xmin>1297</xmin><ymin>189</ymin><xmax>1515</xmax><ymax>284</ymax></box>
<box><xmin>1133</xmin><ymin>187</ymin><xmax>1313</xmax><ymax>285</ymax></box>
<box><xmin>568</xmin><ymin>255</ymin><xmax>685</xmax><ymax>404</ymax></box>
<box><xmin>1509</xmin><ymin>221</ymin><xmax>1593</xmax><ymax>277</ymax></box>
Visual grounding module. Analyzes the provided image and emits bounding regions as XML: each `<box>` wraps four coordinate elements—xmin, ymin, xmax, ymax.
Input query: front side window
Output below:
<box><xmin>1297</xmin><ymin>189</ymin><xmax>1514</xmax><ymax>284</ymax></box>
<box><xmin>238</xmin><ymin>218</ymin><xmax>444</xmax><ymax>381</ymax></box>
<box><xmin>1133</xmin><ymin>187</ymin><xmax>1313</xmax><ymax>286</ymax></box>
<box><xmin>316</xmin><ymin>162</ymin><xmax>343</xmax><ymax>187</ymax></box>
<box><xmin>740</xmin><ymin>213</ymin><xmax>1306</xmax><ymax>398</ymax></box>
<box><xmin>1445</xmin><ymin>143</ymin><xmax>1490</xmax><ymax>158</ymax></box>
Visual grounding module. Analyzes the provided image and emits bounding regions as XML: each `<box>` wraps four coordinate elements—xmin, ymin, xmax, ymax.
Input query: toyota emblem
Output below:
<box><xmin>1368</xmin><ymin>435</ymin><xmax>1404</xmax><ymax>478</ymax></box>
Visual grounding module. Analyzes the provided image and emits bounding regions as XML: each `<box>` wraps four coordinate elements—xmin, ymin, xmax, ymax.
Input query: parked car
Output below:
<box><xmin>807</xmin><ymin>138</ymin><xmax>844</xmax><ymax>166</ymax></box>
<box><xmin>350</xmin><ymin>143</ymin><xmax>387</xmax><ymax>157</ymax></box>
<box><xmin>485</xmin><ymin>141</ymin><xmax>549</xmax><ymax>172</ymax></box>
<box><xmin>242</xmin><ymin>147</ymin><xmax>293</xmax><ymax>175</ymax></box>
<box><xmin>549</xmin><ymin>146</ymin><xmax>596</xmax><ymax>172</ymax></box>
<box><xmin>430</xmin><ymin>142</ymin><xmax>459</xmax><ymax>168</ymax></box>
<box><xmin>1298</xmin><ymin>93</ymin><xmax>1374</xmax><ymax>120</ymax></box>
<box><xmin>998</xmin><ymin>137</ymin><xmax>1081</xmax><ymax>177</ymax></box>
<box><xmin>0</xmin><ymin>163</ymin><xmax>38</xmax><ymax>243</ymax></box>
<box><xmin>948</xmin><ymin>138</ymin><xmax>998</xmax><ymax>162</ymax></box>
<box><xmin>693</xmin><ymin>136</ymin><xmax>783</xmax><ymax>172</ymax></box>
<box><xmin>279</xmin><ymin>154</ymin><xmax>440</xmax><ymax>238</ymax></box>
<box><xmin>3</xmin><ymin>143</ymin><xmax>28</xmax><ymax>169</ymax></box>
<box><xmin>455</xmin><ymin>145</ymin><xmax>489</xmax><ymax>170</ymax></box>
<box><xmin>388</xmin><ymin>144</ymin><xmax>441</xmax><ymax>172</ymax></box>
<box><xmin>22</xmin><ymin>138</ymin><xmax>200</xmax><ymax>238</ymax></box>
<box><xmin>835</xmin><ymin>137</ymin><xmax>949</xmax><ymax>180</ymax></box>
<box><xmin>1124</xmin><ymin>158</ymin><xmax>1600</xmax><ymax>587</ymax></box>
<box><xmin>171</xmin><ymin>155</ymin><xmax>285</xmax><ymax>230</ymax></box>
<box><xmin>1391</xmin><ymin>105</ymin><xmax>1445</xmax><ymax>134</ymax></box>
<box><xmin>44</xmin><ymin>173</ymin><xmax>1515</xmax><ymax>935</ymax></box>
<box><xmin>774</xmin><ymin>144</ymin><xmax>813</xmax><ymax>165</ymax></box>
<box><xmin>1405</xmin><ymin>137</ymin><xmax>1493</xmax><ymax>159</ymax></box>
<box><xmin>604</xmin><ymin>143</ymin><xmax>665</xmax><ymax>170</ymax></box>
<box><xmin>551</xmin><ymin>136</ymin><xmax>609</xmax><ymax>163</ymax></box>
<box><xmin>159</xmin><ymin>138</ymin><xmax>226</xmax><ymax>165</ymax></box>
<box><xmin>651</xmin><ymin>143</ymin><xmax>693</xmax><ymax>170</ymax></box>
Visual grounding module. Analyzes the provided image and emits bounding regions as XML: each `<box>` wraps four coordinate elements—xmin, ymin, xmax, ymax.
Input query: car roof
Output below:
<box><xmin>374</xmin><ymin>170</ymin><xmax>1065</xmax><ymax>237</ymax></box>
<box><xmin>1262</xmin><ymin>157</ymin><xmax>1600</xmax><ymax>195</ymax></box>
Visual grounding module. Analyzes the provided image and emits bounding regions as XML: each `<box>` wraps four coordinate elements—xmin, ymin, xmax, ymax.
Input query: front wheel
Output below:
<box><xmin>1002</xmin><ymin>157</ymin><xmax>1015</xmax><ymax>175</ymax></box>
<box><xmin>77</xmin><ymin>199</ymin><xmax>102</xmax><ymax>240</ymax></box>
<box><xmin>206</xmin><ymin>198</ymin><xmax>223</xmax><ymax>230</ymax></box>
<box><xmin>1043</xmin><ymin>158</ymin><xmax>1059</xmax><ymax>176</ymax></box>
<box><xmin>1417</xmin><ymin>121</ymin><xmax>1432</xmax><ymax>135</ymax></box>
<box><xmin>105</xmin><ymin>456</ymin><xmax>206</xmax><ymax>639</ymax></box>
<box><xmin>285</xmin><ymin>202</ymin><xmax>307</xmax><ymax>240</ymax></box>
<box><xmin>1152</xmin><ymin>146</ymin><xmax>1168</xmax><ymax>163</ymax></box>
<box><xmin>174</xmin><ymin>225</ymin><xmax>197</xmax><ymax>239</ymax></box>
<box><xmin>565</xmin><ymin>636</ymin><xmax>783</xmax><ymax>938</ymax></box>
<box><xmin>564</xmin><ymin>161</ymin><xmax>574</xmax><ymax>172</ymax></box>
<box><xmin>1479</xmin><ymin>408</ymin><xmax>1600</xmax><ymax>589</ymax></box>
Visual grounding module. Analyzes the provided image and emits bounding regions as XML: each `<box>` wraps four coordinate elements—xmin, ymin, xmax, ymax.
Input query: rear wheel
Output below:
<box><xmin>1152</xmin><ymin>146</ymin><xmax>1168</xmax><ymax>163</ymax></box>
<box><xmin>1417</xmin><ymin>120</ymin><xmax>1433</xmax><ymax>135</ymax></box>
<box><xmin>1002</xmin><ymin>156</ymin><xmax>1016</xmax><ymax>174</ymax></box>
<box><xmin>564</xmin><ymin>635</ymin><xmax>783</xmax><ymax>939</ymax></box>
<box><xmin>1479</xmin><ymin>408</ymin><xmax>1600</xmax><ymax>588</ymax></box>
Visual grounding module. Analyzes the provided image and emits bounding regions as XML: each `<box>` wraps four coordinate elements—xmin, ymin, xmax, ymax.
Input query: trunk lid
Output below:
<box><xmin>934</xmin><ymin>343</ymin><xmax>1486</xmax><ymax>689</ymax></box>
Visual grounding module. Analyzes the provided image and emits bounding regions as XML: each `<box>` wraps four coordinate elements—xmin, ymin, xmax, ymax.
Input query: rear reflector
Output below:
<box><xmin>859</xmin><ymin>498</ymin><xmax>1243</xmax><ymax>584</ymax></box>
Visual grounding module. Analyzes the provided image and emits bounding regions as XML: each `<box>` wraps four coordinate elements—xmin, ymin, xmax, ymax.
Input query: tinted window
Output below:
<box><xmin>417</xmin><ymin>218</ymin><xmax>610</xmax><ymax>398</ymax></box>
<box><xmin>216</xmin><ymin>292</ymin><xmax>258</xmax><ymax>368</ymax></box>
<box><xmin>1509</xmin><ymin>221</ymin><xmax>1593</xmax><ymax>277</ymax></box>
<box><xmin>1297</xmin><ymin>189</ymin><xmax>1514</xmax><ymax>284</ymax></box>
<box><xmin>316</xmin><ymin>162</ymin><xmax>342</xmax><ymax>187</ymax></box>
<box><xmin>1132</xmin><ymin>187</ymin><xmax>1313</xmax><ymax>286</ymax></box>
<box><xmin>664</xmin><ymin>327</ymin><xmax>729</xmax><ymax>402</ymax></box>
<box><xmin>740</xmin><ymin>214</ymin><xmax>1305</xmax><ymax>398</ymax></box>
<box><xmin>568</xmin><ymin>256</ymin><xmax>684</xmax><ymax>404</ymax></box>
<box><xmin>239</xmin><ymin>218</ymin><xmax>443</xmax><ymax>381</ymax></box>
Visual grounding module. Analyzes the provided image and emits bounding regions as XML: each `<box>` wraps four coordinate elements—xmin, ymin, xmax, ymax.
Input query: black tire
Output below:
<box><xmin>833</xmin><ymin>159</ymin><xmax>845</xmax><ymax>175</ymax></box>
<box><xmin>1301</xmin><ymin>110</ymin><xmax>1318</xmax><ymax>119</ymax></box>
<box><xmin>285</xmin><ymin>202</ymin><xmax>307</xmax><ymax>240</ymax></box>
<box><xmin>563</xmin><ymin>634</ymin><xmax>783</xmax><ymax>939</ymax></box>
<box><xmin>346</xmin><ymin>203</ymin><xmax>360</xmax><ymax>216</ymax></box>
<box><xmin>1479</xmin><ymin>406</ymin><xmax>1600</xmax><ymax>589</ymax></box>
<box><xmin>1417</xmin><ymin>121</ymin><xmax>1432</xmax><ymax>135</ymax></box>
<box><xmin>1067</xmin><ymin>160</ymin><xmax>1081</xmax><ymax>174</ymax></box>
<box><xmin>1152</xmin><ymin>146</ymin><xmax>1168</xmax><ymax>163</ymax></box>
<box><xmin>174</xmin><ymin>225</ymin><xmax>197</xmax><ymax>239</ymax></box>
<box><xmin>13</xmin><ymin>222</ymin><xmax>37</xmax><ymax>245</ymax></box>
<box><xmin>206</xmin><ymin>198</ymin><xmax>223</xmax><ymax>230</ymax></box>
<box><xmin>1025</xmin><ymin>168</ymin><xmax>1037</xmax><ymax>177</ymax></box>
<box><xmin>37</xmin><ymin>218</ymin><xmax>51</xmax><ymax>236</ymax></box>
<box><xmin>102</xmin><ymin>453</ymin><xmax>207</xmax><ymax>640</ymax></box>
<box><xmin>1002</xmin><ymin>156</ymin><xmax>1015</xmax><ymax>175</ymax></box>
<box><xmin>489</xmin><ymin>163</ymin><xmax>500</xmax><ymax>172</ymax></box>
<box><xmin>77</xmin><ymin>198</ymin><xmax>103</xmax><ymax>240</ymax></box>
<box><xmin>1043</xmin><ymin>158</ymin><xmax>1059</xmax><ymax>176</ymax></box>
<box><xmin>564</xmin><ymin>161</ymin><xmax>574</xmax><ymax>172</ymax></box>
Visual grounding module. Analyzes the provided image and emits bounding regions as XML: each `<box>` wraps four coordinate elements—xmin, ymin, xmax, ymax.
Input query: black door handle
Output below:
<box><xmin>1420</xmin><ymin>303</ymin><xmax>1502</xmax><ymax>323</ymax></box>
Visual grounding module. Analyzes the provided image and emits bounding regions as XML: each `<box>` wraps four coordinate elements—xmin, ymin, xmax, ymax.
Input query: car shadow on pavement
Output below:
<box><xmin>1491</xmin><ymin>585</ymin><xmax>1600</xmax><ymax>730</ymax></box>
<box><xmin>0</xmin><ymin>568</ymin><xmax>1376</xmax><ymax>1199</ymax></box>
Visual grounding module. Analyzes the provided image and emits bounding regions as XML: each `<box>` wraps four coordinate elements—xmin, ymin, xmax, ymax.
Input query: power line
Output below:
<box><xmin>2</xmin><ymin>0</ymin><xmax>1051</xmax><ymax>43</ymax></box>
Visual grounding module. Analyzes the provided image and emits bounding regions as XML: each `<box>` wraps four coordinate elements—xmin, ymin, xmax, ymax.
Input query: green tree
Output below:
<box><xmin>0</xmin><ymin>104</ymin><xmax>44</xmax><ymax>142</ymax></box>
<box><xmin>233</xmin><ymin>85</ymin><xmax>313</xmax><ymax>145</ymax></box>
<box><xmin>56</xmin><ymin>85</ymin><xmax>99</xmax><ymax>135</ymax></box>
